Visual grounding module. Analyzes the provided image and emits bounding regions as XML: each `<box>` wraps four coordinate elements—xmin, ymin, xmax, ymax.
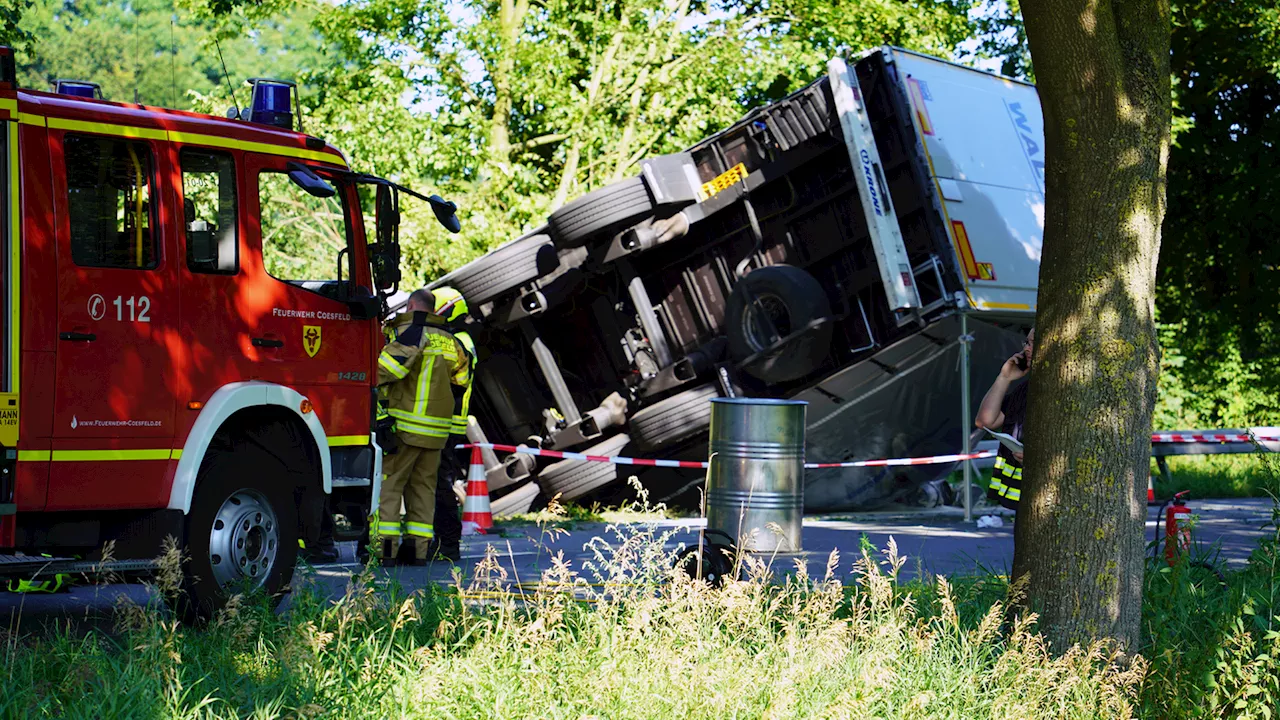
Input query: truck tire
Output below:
<box><xmin>537</xmin><ymin>433</ymin><xmax>632</xmax><ymax>501</ymax></box>
<box><xmin>433</xmin><ymin>232</ymin><xmax>558</xmax><ymax>305</ymax></box>
<box><xmin>179</xmin><ymin>427</ymin><xmax>303</xmax><ymax>623</ymax></box>
<box><xmin>630</xmin><ymin>384</ymin><xmax>719</xmax><ymax>451</ymax></box>
<box><xmin>491</xmin><ymin>480</ymin><xmax>540</xmax><ymax>518</ymax></box>
<box><xmin>725</xmin><ymin>265</ymin><xmax>833</xmax><ymax>383</ymax></box>
<box><xmin>548</xmin><ymin>177</ymin><xmax>654</xmax><ymax>248</ymax></box>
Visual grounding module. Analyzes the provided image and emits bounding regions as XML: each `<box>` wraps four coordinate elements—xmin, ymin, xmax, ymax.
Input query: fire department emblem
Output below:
<box><xmin>302</xmin><ymin>325</ymin><xmax>322</xmax><ymax>358</ymax></box>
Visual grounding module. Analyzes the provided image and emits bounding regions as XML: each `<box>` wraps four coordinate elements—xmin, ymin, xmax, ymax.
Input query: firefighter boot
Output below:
<box><xmin>425</xmin><ymin>538</ymin><xmax>461</xmax><ymax>563</ymax></box>
<box><xmin>397</xmin><ymin>538</ymin><xmax>426</xmax><ymax>566</ymax></box>
<box><xmin>374</xmin><ymin>536</ymin><xmax>402</xmax><ymax>567</ymax></box>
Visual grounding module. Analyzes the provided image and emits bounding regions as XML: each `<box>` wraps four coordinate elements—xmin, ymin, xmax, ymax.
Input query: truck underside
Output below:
<box><xmin>436</xmin><ymin>48</ymin><xmax>1042</xmax><ymax>512</ymax></box>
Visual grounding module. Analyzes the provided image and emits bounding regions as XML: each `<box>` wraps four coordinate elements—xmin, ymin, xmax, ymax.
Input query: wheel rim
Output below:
<box><xmin>743</xmin><ymin>293</ymin><xmax>792</xmax><ymax>351</ymax></box>
<box><xmin>208</xmin><ymin>489</ymin><xmax>280</xmax><ymax>591</ymax></box>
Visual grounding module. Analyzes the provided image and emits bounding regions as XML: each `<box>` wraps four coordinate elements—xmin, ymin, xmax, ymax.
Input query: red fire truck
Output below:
<box><xmin>0</xmin><ymin>46</ymin><xmax>458</xmax><ymax>617</ymax></box>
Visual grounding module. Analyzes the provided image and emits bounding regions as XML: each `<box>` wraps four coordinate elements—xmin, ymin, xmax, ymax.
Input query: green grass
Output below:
<box><xmin>947</xmin><ymin>454</ymin><xmax>1277</xmax><ymax>500</ymax></box>
<box><xmin>1152</xmin><ymin>454</ymin><xmax>1277</xmax><ymax>499</ymax></box>
<box><xmin>4</xmin><ymin>499</ymin><xmax>1280</xmax><ymax>719</ymax></box>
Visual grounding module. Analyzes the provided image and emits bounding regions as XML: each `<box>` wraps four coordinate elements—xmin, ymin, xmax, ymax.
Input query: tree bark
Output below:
<box><xmin>487</xmin><ymin>0</ymin><xmax>530</xmax><ymax>176</ymax></box>
<box><xmin>1012</xmin><ymin>0</ymin><xmax>1170</xmax><ymax>654</ymax></box>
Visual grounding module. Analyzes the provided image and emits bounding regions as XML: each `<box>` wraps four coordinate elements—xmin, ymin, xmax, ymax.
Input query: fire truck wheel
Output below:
<box><xmin>537</xmin><ymin>433</ymin><xmax>632</xmax><ymax>501</ymax></box>
<box><xmin>629</xmin><ymin>384</ymin><xmax>719</xmax><ymax>451</ymax></box>
<box><xmin>548</xmin><ymin>176</ymin><xmax>654</xmax><ymax>248</ymax></box>
<box><xmin>725</xmin><ymin>265</ymin><xmax>833</xmax><ymax>383</ymax></box>
<box><xmin>436</xmin><ymin>232</ymin><xmax>559</xmax><ymax>306</ymax></box>
<box><xmin>180</xmin><ymin>443</ymin><xmax>300</xmax><ymax>623</ymax></box>
<box><xmin>491</xmin><ymin>480</ymin><xmax>541</xmax><ymax>518</ymax></box>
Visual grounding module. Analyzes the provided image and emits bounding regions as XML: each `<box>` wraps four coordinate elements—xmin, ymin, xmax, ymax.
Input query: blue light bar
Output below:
<box><xmin>247</xmin><ymin>78</ymin><xmax>296</xmax><ymax>131</ymax></box>
<box><xmin>52</xmin><ymin>80</ymin><xmax>102</xmax><ymax>99</ymax></box>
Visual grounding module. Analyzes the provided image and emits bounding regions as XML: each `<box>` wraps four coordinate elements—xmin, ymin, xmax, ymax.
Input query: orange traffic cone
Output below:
<box><xmin>461</xmin><ymin>446</ymin><xmax>493</xmax><ymax>535</ymax></box>
<box><xmin>1147</xmin><ymin>474</ymin><xmax>1155</xmax><ymax>504</ymax></box>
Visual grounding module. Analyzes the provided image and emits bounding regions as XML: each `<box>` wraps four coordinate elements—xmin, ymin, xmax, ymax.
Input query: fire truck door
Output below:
<box><xmin>47</xmin><ymin>132</ymin><xmax>178</xmax><ymax>508</ymax></box>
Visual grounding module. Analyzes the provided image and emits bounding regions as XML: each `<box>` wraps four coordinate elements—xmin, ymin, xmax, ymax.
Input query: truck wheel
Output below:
<box><xmin>179</xmin><ymin>434</ymin><xmax>302</xmax><ymax>623</ymax></box>
<box><xmin>491</xmin><ymin>480</ymin><xmax>541</xmax><ymax>518</ymax></box>
<box><xmin>725</xmin><ymin>265</ymin><xmax>833</xmax><ymax>383</ymax></box>
<box><xmin>537</xmin><ymin>433</ymin><xmax>632</xmax><ymax>501</ymax></box>
<box><xmin>434</xmin><ymin>232</ymin><xmax>558</xmax><ymax>305</ymax></box>
<box><xmin>548</xmin><ymin>177</ymin><xmax>654</xmax><ymax>248</ymax></box>
<box><xmin>630</xmin><ymin>384</ymin><xmax>719</xmax><ymax>451</ymax></box>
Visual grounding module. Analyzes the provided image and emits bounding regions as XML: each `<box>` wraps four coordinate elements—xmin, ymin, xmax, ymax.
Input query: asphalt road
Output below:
<box><xmin>3</xmin><ymin>498</ymin><xmax>1273</xmax><ymax>629</ymax></box>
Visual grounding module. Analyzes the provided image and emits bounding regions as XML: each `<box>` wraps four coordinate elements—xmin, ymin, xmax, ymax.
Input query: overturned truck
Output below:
<box><xmin>434</xmin><ymin>47</ymin><xmax>1042</xmax><ymax>513</ymax></box>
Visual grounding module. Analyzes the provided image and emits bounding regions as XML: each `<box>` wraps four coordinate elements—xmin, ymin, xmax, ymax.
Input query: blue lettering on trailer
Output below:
<box><xmin>859</xmin><ymin>148</ymin><xmax>883</xmax><ymax>216</ymax></box>
<box><xmin>1005</xmin><ymin>100</ymin><xmax>1046</xmax><ymax>191</ymax></box>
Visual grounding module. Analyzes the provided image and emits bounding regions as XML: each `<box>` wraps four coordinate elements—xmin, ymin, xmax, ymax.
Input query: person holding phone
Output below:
<box><xmin>975</xmin><ymin>327</ymin><xmax>1034</xmax><ymax>511</ymax></box>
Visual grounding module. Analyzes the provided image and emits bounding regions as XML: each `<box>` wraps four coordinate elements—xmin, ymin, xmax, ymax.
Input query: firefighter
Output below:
<box><xmin>975</xmin><ymin>326</ymin><xmax>1034</xmax><ymax>511</ymax></box>
<box><xmin>373</xmin><ymin>289</ymin><xmax>469</xmax><ymax>565</ymax></box>
<box><xmin>425</xmin><ymin>286</ymin><xmax>475</xmax><ymax>563</ymax></box>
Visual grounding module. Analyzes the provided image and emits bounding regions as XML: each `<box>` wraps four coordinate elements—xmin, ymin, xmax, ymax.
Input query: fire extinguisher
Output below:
<box><xmin>1163</xmin><ymin>491</ymin><xmax>1192</xmax><ymax>564</ymax></box>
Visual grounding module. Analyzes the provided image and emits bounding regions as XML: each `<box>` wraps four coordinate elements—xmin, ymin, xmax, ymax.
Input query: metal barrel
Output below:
<box><xmin>705</xmin><ymin>398</ymin><xmax>807</xmax><ymax>553</ymax></box>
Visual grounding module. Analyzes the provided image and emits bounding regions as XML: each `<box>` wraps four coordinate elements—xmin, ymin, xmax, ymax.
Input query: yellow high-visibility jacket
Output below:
<box><xmin>377</xmin><ymin>311</ymin><xmax>467</xmax><ymax>450</ymax></box>
<box><xmin>450</xmin><ymin>330</ymin><xmax>476</xmax><ymax>435</ymax></box>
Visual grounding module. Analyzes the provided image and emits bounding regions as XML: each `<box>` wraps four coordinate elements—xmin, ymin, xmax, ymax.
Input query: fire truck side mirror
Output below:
<box><xmin>287</xmin><ymin>162</ymin><xmax>335</xmax><ymax>199</ymax></box>
<box><xmin>430</xmin><ymin>195</ymin><xmax>461</xmax><ymax>234</ymax></box>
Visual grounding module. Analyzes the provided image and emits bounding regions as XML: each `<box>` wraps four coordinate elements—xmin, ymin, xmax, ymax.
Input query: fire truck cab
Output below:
<box><xmin>0</xmin><ymin>47</ymin><xmax>452</xmax><ymax>616</ymax></box>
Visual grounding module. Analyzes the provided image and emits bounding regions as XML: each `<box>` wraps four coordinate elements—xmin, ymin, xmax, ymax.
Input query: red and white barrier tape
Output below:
<box><xmin>456</xmin><ymin>430</ymin><xmax>1277</xmax><ymax>474</ymax></box>
<box><xmin>1151</xmin><ymin>432</ymin><xmax>1279</xmax><ymax>444</ymax></box>
<box><xmin>804</xmin><ymin>450</ymin><xmax>993</xmax><ymax>469</ymax></box>
<box><xmin>458</xmin><ymin>443</ymin><xmax>994</xmax><ymax>470</ymax></box>
<box><xmin>461</xmin><ymin>442</ymin><xmax>709</xmax><ymax>469</ymax></box>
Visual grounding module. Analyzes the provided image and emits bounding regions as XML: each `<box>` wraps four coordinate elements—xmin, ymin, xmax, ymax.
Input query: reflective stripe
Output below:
<box><xmin>994</xmin><ymin>456</ymin><xmax>1022</xmax><ymax>480</ymax></box>
<box><xmin>19</xmin><ymin>449</ymin><xmax>176</xmax><ymax>462</ymax></box>
<box><xmin>377</xmin><ymin>521</ymin><xmax>402</xmax><ymax>537</ymax></box>
<box><xmin>379</xmin><ymin>353</ymin><xmax>410</xmax><ymax>379</ymax></box>
<box><xmin>390</xmin><ymin>418</ymin><xmax>450</xmax><ymax>439</ymax></box>
<box><xmin>327</xmin><ymin>435</ymin><xmax>369</xmax><ymax>447</ymax></box>
<box><xmin>167</xmin><ymin>130</ymin><xmax>346</xmax><ymax>166</ymax></box>
<box><xmin>1004</xmin><ymin>487</ymin><xmax>1021</xmax><ymax>501</ymax></box>
<box><xmin>47</xmin><ymin>116</ymin><xmax>168</xmax><ymax>141</ymax></box>
<box><xmin>412</xmin><ymin>349</ymin><xmax>438</xmax><ymax>417</ymax></box>
<box><xmin>451</xmin><ymin>415</ymin><xmax>468</xmax><ymax>434</ymax></box>
<box><xmin>405</xmin><ymin>521</ymin><xmax>433</xmax><ymax>538</ymax></box>
<box><xmin>388</xmin><ymin>409</ymin><xmax>452</xmax><ymax>428</ymax></box>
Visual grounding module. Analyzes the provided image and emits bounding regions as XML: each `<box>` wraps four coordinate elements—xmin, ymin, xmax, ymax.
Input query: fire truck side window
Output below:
<box><xmin>181</xmin><ymin>150</ymin><xmax>238</xmax><ymax>274</ymax></box>
<box><xmin>258</xmin><ymin>171</ymin><xmax>349</xmax><ymax>282</ymax></box>
<box><xmin>64</xmin><ymin>134</ymin><xmax>158</xmax><ymax>269</ymax></box>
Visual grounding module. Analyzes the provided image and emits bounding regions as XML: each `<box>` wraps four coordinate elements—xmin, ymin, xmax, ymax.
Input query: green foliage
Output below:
<box><xmin>14</xmin><ymin>0</ymin><xmax>331</xmax><ymax>111</ymax></box>
<box><xmin>1141</xmin><ymin>454</ymin><xmax>1280</xmax><ymax>717</ymax></box>
<box><xmin>0</xmin><ymin>0</ymin><xmax>35</xmax><ymax>52</ymax></box>
<box><xmin>1156</xmin><ymin>0</ymin><xmax>1280</xmax><ymax>431</ymax></box>
<box><xmin>1</xmin><ymin>533</ymin><xmax>1144</xmax><ymax>717</ymax></box>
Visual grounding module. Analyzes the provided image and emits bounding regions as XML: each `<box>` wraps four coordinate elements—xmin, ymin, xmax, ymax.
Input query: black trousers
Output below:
<box><xmin>433</xmin><ymin>442</ymin><xmax>463</xmax><ymax>548</ymax></box>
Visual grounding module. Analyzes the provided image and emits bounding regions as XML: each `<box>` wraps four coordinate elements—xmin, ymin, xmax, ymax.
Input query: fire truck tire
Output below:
<box><xmin>537</xmin><ymin>433</ymin><xmax>632</xmax><ymax>501</ymax></box>
<box><xmin>548</xmin><ymin>177</ymin><xmax>654</xmax><ymax>248</ymax></box>
<box><xmin>629</xmin><ymin>384</ymin><xmax>719</xmax><ymax>451</ymax></box>
<box><xmin>179</xmin><ymin>435</ymin><xmax>302</xmax><ymax>623</ymax></box>
<box><xmin>725</xmin><ymin>265</ymin><xmax>833</xmax><ymax>383</ymax></box>
<box><xmin>437</xmin><ymin>232</ymin><xmax>559</xmax><ymax>305</ymax></box>
<box><xmin>491</xmin><ymin>480</ymin><xmax>541</xmax><ymax>519</ymax></box>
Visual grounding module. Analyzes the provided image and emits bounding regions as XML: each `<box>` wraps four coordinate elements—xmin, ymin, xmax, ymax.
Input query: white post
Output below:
<box><xmin>960</xmin><ymin>312</ymin><xmax>973</xmax><ymax>522</ymax></box>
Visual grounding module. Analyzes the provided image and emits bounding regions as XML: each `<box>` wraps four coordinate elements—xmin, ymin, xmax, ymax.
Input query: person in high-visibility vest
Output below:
<box><xmin>425</xmin><ymin>286</ymin><xmax>475</xmax><ymax>562</ymax></box>
<box><xmin>975</xmin><ymin>327</ymin><xmax>1034</xmax><ymax>511</ymax></box>
<box><xmin>373</xmin><ymin>289</ymin><xmax>469</xmax><ymax>565</ymax></box>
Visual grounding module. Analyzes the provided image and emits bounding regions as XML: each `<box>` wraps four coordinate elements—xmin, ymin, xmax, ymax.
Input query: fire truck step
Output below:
<box><xmin>0</xmin><ymin>555</ymin><xmax>159</xmax><ymax>578</ymax></box>
<box><xmin>332</xmin><ymin>476</ymin><xmax>372</xmax><ymax>488</ymax></box>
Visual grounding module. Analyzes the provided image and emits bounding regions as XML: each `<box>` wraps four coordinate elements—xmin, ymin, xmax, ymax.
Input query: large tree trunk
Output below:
<box><xmin>487</xmin><ymin>0</ymin><xmax>530</xmax><ymax>175</ymax></box>
<box><xmin>1012</xmin><ymin>0</ymin><xmax>1170</xmax><ymax>653</ymax></box>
